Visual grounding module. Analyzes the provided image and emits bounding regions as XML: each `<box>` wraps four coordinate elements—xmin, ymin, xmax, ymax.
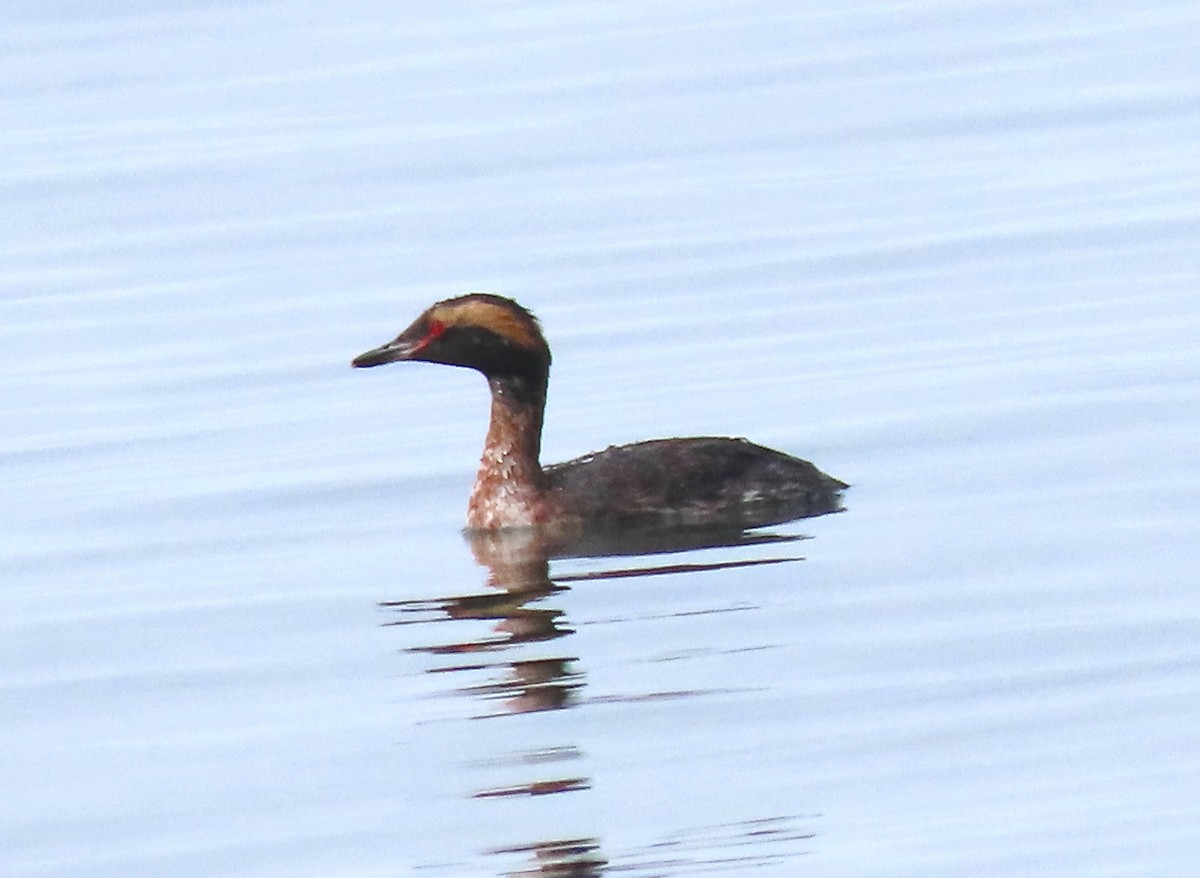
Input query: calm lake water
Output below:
<box><xmin>4</xmin><ymin>1</ymin><xmax>1200</xmax><ymax>875</ymax></box>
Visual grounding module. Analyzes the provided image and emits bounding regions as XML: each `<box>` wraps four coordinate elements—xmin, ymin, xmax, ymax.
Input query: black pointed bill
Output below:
<box><xmin>352</xmin><ymin>336</ymin><xmax>426</xmax><ymax>368</ymax></box>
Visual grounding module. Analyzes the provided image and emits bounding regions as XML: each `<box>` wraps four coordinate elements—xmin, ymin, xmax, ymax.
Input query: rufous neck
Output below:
<box><xmin>481</xmin><ymin>377</ymin><xmax>546</xmax><ymax>479</ymax></box>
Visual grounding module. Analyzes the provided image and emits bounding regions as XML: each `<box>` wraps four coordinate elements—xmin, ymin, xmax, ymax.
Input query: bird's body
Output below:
<box><xmin>353</xmin><ymin>294</ymin><xmax>845</xmax><ymax>529</ymax></box>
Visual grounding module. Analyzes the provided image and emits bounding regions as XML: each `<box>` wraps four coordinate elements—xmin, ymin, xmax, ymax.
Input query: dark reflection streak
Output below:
<box><xmin>612</xmin><ymin>815</ymin><xmax>816</xmax><ymax>874</ymax></box>
<box><xmin>647</xmin><ymin>604</ymin><xmax>755</xmax><ymax>619</ymax></box>
<box><xmin>462</xmin><ymin>657</ymin><xmax>584</xmax><ymax>717</ymax></box>
<box><xmin>378</xmin><ymin>587</ymin><xmax>566</xmax><ymax>615</ymax></box>
<box><xmin>486</xmin><ymin>815</ymin><xmax>816</xmax><ymax>876</ymax></box>
<box><xmin>555</xmin><ymin>554</ymin><xmax>801</xmax><ymax>583</ymax></box>
<box><xmin>519</xmin><ymin>524</ymin><xmax>813</xmax><ymax>562</ymax></box>
<box><xmin>474</xmin><ymin>777</ymin><xmax>591</xmax><ymax>798</ymax></box>
<box><xmin>487</xmin><ymin>837</ymin><xmax>607</xmax><ymax>878</ymax></box>
<box><xmin>429</xmin><ymin>658</ymin><xmax>578</xmax><ymax>675</ymax></box>
<box><xmin>404</xmin><ymin>616</ymin><xmax>570</xmax><ymax>652</ymax></box>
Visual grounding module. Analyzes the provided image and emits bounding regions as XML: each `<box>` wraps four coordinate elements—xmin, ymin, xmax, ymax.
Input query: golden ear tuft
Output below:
<box><xmin>432</xmin><ymin>294</ymin><xmax>547</xmax><ymax>353</ymax></box>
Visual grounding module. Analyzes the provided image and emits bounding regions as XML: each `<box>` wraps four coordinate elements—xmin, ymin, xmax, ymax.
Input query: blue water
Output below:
<box><xmin>4</xmin><ymin>1</ymin><xmax>1199</xmax><ymax>875</ymax></box>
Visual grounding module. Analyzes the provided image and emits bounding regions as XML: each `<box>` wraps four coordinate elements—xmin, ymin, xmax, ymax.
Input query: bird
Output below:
<box><xmin>353</xmin><ymin>293</ymin><xmax>846</xmax><ymax>530</ymax></box>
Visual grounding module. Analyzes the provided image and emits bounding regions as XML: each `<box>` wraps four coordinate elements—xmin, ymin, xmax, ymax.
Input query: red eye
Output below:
<box><xmin>427</xmin><ymin>319</ymin><xmax>446</xmax><ymax>339</ymax></box>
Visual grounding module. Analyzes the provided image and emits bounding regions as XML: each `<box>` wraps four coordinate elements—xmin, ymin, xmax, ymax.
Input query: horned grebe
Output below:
<box><xmin>353</xmin><ymin>294</ymin><xmax>846</xmax><ymax>530</ymax></box>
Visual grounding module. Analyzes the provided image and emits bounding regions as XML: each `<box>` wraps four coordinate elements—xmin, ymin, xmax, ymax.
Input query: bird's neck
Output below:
<box><xmin>466</xmin><ymin>378</ymin><xmax>548</xmax><ymax>528</ymax></box>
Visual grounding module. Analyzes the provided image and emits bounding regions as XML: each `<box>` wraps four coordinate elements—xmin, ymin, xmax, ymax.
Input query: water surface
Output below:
<box><xmin>4</xmin><ymin>1</ymin><xmax>1200</xmax><ymax>875</ymax></box>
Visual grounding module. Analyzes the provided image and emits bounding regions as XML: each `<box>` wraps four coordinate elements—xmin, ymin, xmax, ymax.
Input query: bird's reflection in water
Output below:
<box><xmin>486</xmin><ymin>836</ymin><xmax>607</xmax><ymax>878</ymax></box>
<box><xmin>483</xmin><ymin>816</ymin><xmax>816</xmax><ymax>877</ymax></box>
<box><xmin>380</xmin><ymin>522</ymin><xmax>810</xmax><ymax>717</ymax></box>
<box><xmin>380</xmin><ymin>527</ymin><xmax>582</xmax><ymax>718</ymax></box>
<box><xmin>379</xmin><ymin>515</ymin><xmax>831</xmax><ymax>876</ymax></box>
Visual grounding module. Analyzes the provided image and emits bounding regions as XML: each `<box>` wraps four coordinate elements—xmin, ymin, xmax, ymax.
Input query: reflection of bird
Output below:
<box><xmin>353</xmin><ymin>294</ymin><xmax>846</xmax><ymax>529</ymax></box>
